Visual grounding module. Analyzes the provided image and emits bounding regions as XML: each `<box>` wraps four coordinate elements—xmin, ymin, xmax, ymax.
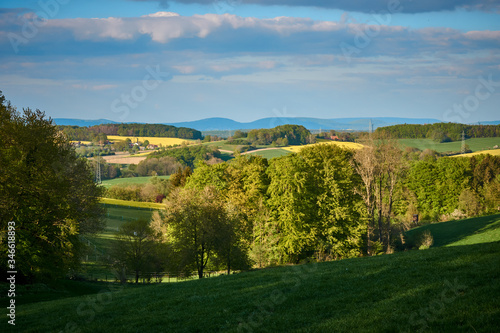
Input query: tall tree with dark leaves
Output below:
<box><xmin>0</xmin><ymin>92</ymin><xmax>104</xmax><ymax>281</ymax></box>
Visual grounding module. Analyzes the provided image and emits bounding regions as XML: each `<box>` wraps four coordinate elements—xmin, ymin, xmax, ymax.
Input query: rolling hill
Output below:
<box><xmin>6</xmin><ymin>214</ymin><xmax>500</xmax><ymax>333</ymax></box>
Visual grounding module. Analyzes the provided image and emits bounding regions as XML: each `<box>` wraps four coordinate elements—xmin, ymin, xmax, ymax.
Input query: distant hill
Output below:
<box><xmin>53</xmin><ymin>118</ymin><xmax>119</xmax><ymax>127</ymax></box>
<box><xmin>167</xmin><ymin>117</ymin><xmax>442</xmax><ymax>131</ymax></box>
<box><xmin>53</xmin><ymin>117</ymin><xmax>500</xmax><ymax>132</ymax></box>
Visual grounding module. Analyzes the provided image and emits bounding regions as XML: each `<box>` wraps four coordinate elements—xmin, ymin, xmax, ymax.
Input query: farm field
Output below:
<box><xmin>99</xmin><ymin>197</ymin><xmax>165</xmax><ymax>210</ymax></box>
<box><xmin>100</xmin><ymin>152</ymin><xmax>148</xmax><ymax>165</ymax></box>
<box><xmin>451</xmin><ymin>148</ymin><xmax>500</xmax><ymax>158</ymax></box>
<box><xmin>284</xmin><ymin>140</ymin><xmax>364</xmax><ymax>153</ymax></box>
<box><xmin>108</xmin><ymin>135</ymin><xmax>197</xmax><ymax>147</ymax></box>
<box><xmin>10</xmin><ymin>215</ymin><xmax>499</xmax><ymax>332</ymax></box>
<box><xmin>398</xmin><ymin>137</ymin><xmax>500</xmax><ymax>153</ymax></box>
<box><xmin>243</xmin><ymin>148</ymin><xmax>290</xmax><ymax>159</ymax></box>
<box><xmin>100</xmin><ymin>175</ymin><xmax>170</xmax><ymax>188</ymax></box>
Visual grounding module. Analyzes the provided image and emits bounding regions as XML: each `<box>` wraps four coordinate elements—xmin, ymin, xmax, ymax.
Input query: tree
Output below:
<box><xmin>152</xmin><ymin>186</ymin><xmax>245</xmax><ymax>278</ymax></box>
<box><xmin>353</xmin><ymin>144</ymin><xmax>378</xmax><ymax>255</ymax></box>
<box><xmin>267</xmin><ymin>144</ymin><xmax>363</xmax><ymax>262</ymax></box>
<box><xmin>0</xmin><ymin>93</ymin><xmax>104</xmax><ymax>281</ymax></box>
<box><xmin>111</xmin><ymin>219</ymin><xmax>161</xmax><ymax>283</ymax></box>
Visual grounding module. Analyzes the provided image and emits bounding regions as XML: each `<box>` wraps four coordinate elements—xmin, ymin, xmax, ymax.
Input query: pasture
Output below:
<box><xmin>398</xmin><ymin>137</ymin><xmax>500</xmax><ymax>153</ymax></box>
<box><xmin>107</xmin><ymin>135</ymin><xmax>197</xmax><ymax>147</ymax></box>
<box><xmin>283</xmin><ymin>140</ymin><xmax>364</xmax><ymax>153</ymax></box>
<box><xmin>100</xmin><ymin>175</ymin><xmax>170</xmax><ymax>188</ymax></box>
<box><xmin>8</xmin><ymin>214</ymin><xmax>499</xmax><ymax>333</ymax></box>
<box><xmin>451</xmin><ymin>148</ymin><xmax>500</xmax><ymax>158</ymax></box>
<box><xmin>243</xmin><ymin>148</ymin><xmax>291</xmax><ymax>159</ymax></box>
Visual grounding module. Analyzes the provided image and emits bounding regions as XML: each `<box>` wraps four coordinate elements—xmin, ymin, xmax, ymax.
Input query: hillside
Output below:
<box><xmin>6</xmin><ymin>215</ymin><xmax>500</xmax><ymax>333</ymax></box>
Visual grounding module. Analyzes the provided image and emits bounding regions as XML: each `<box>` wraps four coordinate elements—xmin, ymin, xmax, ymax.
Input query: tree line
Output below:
<box><xmin>374</xmin><ymin>123</ymin><xmax>500</xmax><ymax>142</ymax></box>
<box><xmin>58</xmin><ymin>123</ymin><xmax>203</xmax><ymax>141</ymax></box>
<box><xmin>231</xmin><ymin>124</ymin><xmax>315</xmax><ymax>146</ymax></box>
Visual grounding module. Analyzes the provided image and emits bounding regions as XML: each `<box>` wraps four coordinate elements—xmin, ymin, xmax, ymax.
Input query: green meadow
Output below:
<box><xmin>398</xmin><ymin>137</ymin><xmax>500</xmax><ymax>153</ymax></box>
<box><xmin>4</xmin><ymin>214</ymin><xmax>499</xmax><ymax>333</ymax></box>
<box><xmin>100</xmin><ymin>175</ymin><xmax>170</xmax><ymax>188</ymax></box>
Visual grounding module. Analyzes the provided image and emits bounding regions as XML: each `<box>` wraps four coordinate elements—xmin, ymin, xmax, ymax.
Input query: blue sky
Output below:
<box><xmin>1</xmin><ymin>0</ymin><xmax>499</xmax><ymax>124</ymax></box>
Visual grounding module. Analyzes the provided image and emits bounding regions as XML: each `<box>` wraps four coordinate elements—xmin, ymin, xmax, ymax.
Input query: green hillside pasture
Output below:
<box><xmin>398</xmin><ymin>137</ymin><xmax>500</xmax><ymax>153</ymax></box>
<box><xmin>100</xmin><ymin>175</ymin><xmax>170</xmax><ymax>188</ymax></box>
<box><xmin>405</xmin><ymin>214</ymin><xmax>500</xmax><ymax>248</ymax></box>
<box><xmin>11</xmin><ymin>241</ymin><xmax>500</xmax><ymax>333</ymax></box>
<box><xmin>244</xmin><ymin>148</ymin><xmax>291</xmax><ymax>159</ymax></box>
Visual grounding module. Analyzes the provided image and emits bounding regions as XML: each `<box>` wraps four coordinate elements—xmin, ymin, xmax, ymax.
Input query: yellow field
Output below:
<box><xmin>450</xmin><ymin>149</ymin><xmax>500</xmax><ymax>158</ymax></box>
<box><xmin>108</xmin><ymin>135</ymin><xmax>197</xmax><ymax>147</ymax></box>
<box><xmin>283</xmin><ymin>141</ymin><xmax>364</xmax><ymax>153</ymax></box>
<box><xmin>100</xmin><ymin>197</ymin><xmax>165</xmax><ymax>210</ymax></box>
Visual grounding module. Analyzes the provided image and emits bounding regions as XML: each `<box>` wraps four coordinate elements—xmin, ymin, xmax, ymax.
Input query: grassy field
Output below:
<box><xmin>405</xmin><ymin>214</ymin><xmax>500</xmax><ymax>247</ymax></box>
<box><xmin>398</xmin><ymin>137</ymin><xmax>500</xmax><ymax>153</ymax></box>
<box><xmin>244</xmin><ymin>148</ymin><xmax>291</xmax><ymax>159</ymax></box>
<box><xmin>284</xmin><ymin>141</ymin><xmax>364</xmax><ymax>153</ymax></box>
<box><xmin>6</xmin><ymin>214</ymin><xmax>499</xmax><ymax>332</ymax></box>
<box><xmin>108</xmin><ymin>135</ymin><xmax>197</xmax><ymax>147</ymax></box>
<box><xmin>99</xmin><ymin>197</ymin><xmax>165</xmax><ymax>210</ymax></box>
<box><xmin>100</xmin><ymin>176</ymin><xmax>170</xmax><ymax>188</ymax></box>
<box><xmin>451</xmin><ymin>149</ymin><xmax>500</xmax><ymax>158</ymax></box>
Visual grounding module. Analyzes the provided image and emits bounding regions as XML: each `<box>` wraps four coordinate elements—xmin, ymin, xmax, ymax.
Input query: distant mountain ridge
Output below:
<box><xmin>165</xmin><ymin>117</ymin><xmax>443</xmax><ymax>131</ymax></box>
<box><xmin>54</xmin><ymin>117</ymin><xmax>499</xmax><ymax>132</ymax></box>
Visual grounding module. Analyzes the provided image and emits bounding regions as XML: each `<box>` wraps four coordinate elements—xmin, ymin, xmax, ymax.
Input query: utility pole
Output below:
<box><xmin>461</xmin><ymin>130</ymin><xmax>466</xmax><ymax>154</ymax></box>
<box><xmin>95</xmin><ymin>157</ymin><xmax>101</xmax><ymax>184</ymax></box>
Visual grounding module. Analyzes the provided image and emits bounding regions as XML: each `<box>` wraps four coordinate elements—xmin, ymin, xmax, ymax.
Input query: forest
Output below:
<box><xmin>374</xmin><ymin>123</ymin><xmax>500</xmax><ymax>142</ymax></box>
<box><xmin>58</xmin><ymin>123</ymin><xmax>203</xmax><ymax>141</ymax></box>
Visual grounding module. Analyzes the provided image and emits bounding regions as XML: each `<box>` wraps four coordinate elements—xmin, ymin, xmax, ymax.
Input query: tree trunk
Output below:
<box><xmin>377</xmin><ymin>178</ymin><xmax>383</xmax><ymax>243</ymax></box>
<box><xmin>135</xmin><ymin>270</ymin><xmax>139</xmax><ymax>284</ymax></box>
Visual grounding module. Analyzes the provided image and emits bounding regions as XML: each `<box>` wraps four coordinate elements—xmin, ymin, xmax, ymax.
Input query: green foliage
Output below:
<box><xmin>110</xmin><ymin>219</ymin><xmax>164</xmax><ymax>283</ymax></box>
<box><xmin>135</xmin><ymin>156</ymin><xmax>182</xmax><ymax>176</ymax></box>
<box><xmin>267</xmin><ymin>144</ymin><xmax>363</xmax><ymax>262</ymax></box>
<box><xmin>151</xmin><ymin>187</ymin><xmax>249</xmax><ymax>278</ymax></box>
<box><xmin>247</xmin><ymin>124</ymin><xmax>311</xmax><ymax>145</ymax></box>
<box><xmin>0</xmin><ymin>93</ymin><xmax>104</xmax><ymax>281</ymax></box>
<box><xmin>149</xmin><ymin>144</ymin><xmax>221</xmax><ymax>168</ymax></box>
<box><xmin>58</xmin><ymin>123</ymin><xmax>202</xmax><ymax>141</ymax></box>
<box><xmin>375</xmin><ymin>123</ymin><xmax>500</xmax><ymax>141</ymax></box>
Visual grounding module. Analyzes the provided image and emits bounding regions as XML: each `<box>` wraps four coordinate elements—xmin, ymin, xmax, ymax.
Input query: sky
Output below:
<box><xmin>0</xmin><ymin>0</ymin><xmax>499</xmax><ymax>124</ymax></box>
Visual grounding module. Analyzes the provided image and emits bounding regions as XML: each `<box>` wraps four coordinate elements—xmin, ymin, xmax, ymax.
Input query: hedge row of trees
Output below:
<box><xmin>239</xmin><ymin>124</ymin><xmax>314</xmax><ymax>145</ymax></box>
<box><xmin>375</xmin><ymin>123</ymin><xmax>500</xmax><ymax>142</ymax></box>
<box><xmin>59</xmin><ymin>123</ymin><xmax>202</xmax><ymax>141</ymax></box>
<box><xmin>148</xmin><ymin>144</ymin><xmax>222</xmax><ymax>169</ymax></box>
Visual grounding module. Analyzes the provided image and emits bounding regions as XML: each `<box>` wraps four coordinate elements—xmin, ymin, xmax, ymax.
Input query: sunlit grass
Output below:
<box><xmin>283</xmin><ymin>141</ymin><xmax>364</xmax><ymax>153</ymax></box>
<box><xmin>99</xmin><ymin>197</ymin><xmax>164</xmax><ymax>209</ymax></box>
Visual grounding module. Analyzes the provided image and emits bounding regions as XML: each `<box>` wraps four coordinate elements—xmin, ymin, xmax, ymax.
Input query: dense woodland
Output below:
<box><xmin>58</xmin><ymin>123</ymin><xmax>203</xmax><ymax>141</ymax></box>
<box><xmin>375</xmin><ymin>123</ymin><xmax>500</xmax><ymax>142</ymax></box>
<box><xmin>232</xmin><ymin>124</ymin><xmax>315</xmax><ymax>146</ymax></box>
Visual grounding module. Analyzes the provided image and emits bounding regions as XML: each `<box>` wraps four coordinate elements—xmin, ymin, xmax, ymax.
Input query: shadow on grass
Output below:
<box><xmin>405</xmin><ymin>214</ymin><xmax>500</xmax><ymax>247</ymax></box>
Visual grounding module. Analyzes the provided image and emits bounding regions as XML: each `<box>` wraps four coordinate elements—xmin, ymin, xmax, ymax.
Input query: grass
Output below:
<box><xmin>244</xmin><ymin>148</ymin><xmax>291</xmax><ymax>159</ymax></box>
<box><xmin>405</xmin><ymin>214</ymin><xmax>500</xmax><ymax>247</ymax></box>
<box><xmin>5</xmin><ymin>214</ymin><xmax>499</xmax><ymax>332</ymax></box>
<box><xmin>100</xmin><ymin>175</ymin><xmax>170</xmax><ymax>188</ymax></box>
<box><xmin>7</xmin><ymin>241</ymin><xmax>499</xmax><ymax>332</ymax></box>
<box><xmin>398</xmin><ymin>137</ymin><xmax>500</xmax><ymax>153</ymax></box>
<box><xmin>99</xmin><ymin>197</ymin><xmax>165</xmax><ymax>210</ymax></box>
<box><xmin>283</xmin><ymin>141</ymin><xmax>364</xmax><ymax>153</ymax></box>
<box><xmin>107</xmin><ymin>135</ymin><xmax>197</xmax><ymax>147</ymax></box>
<box><xmin>451</xmin><ymin>149</ymin><xmax>500</xmax><ymax>158</ymax></box>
